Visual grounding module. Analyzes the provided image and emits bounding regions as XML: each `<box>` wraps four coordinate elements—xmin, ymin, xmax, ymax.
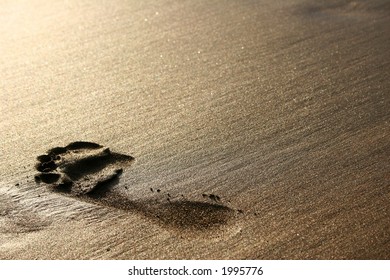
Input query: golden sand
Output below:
<box><xmin>1</xmin><ymin>0</ymin><xmax>389</xmax><ymax>259</ymax></box>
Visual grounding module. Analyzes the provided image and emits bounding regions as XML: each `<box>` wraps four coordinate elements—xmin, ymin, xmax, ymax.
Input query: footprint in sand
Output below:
<box><xmin>34</xmin><ymin>141</ymin><xmax>238</xmax><ymax>232</ymax></box>
<box><xmin>34</xmin><ymin>141</ymin><xmax>134</xmax><ymax>195</ymax></box>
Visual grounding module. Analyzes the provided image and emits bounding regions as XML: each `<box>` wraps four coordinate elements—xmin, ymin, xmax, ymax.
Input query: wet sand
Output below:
<box><xmin>1</xmin><ymin>0</ymin><xmax>389</xmax><ymax>259</ymax></box>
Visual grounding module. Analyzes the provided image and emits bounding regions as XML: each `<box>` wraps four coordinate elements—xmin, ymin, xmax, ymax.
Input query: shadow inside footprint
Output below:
<box><xmin>154</xmin><ymin>200</ymin><xmax>235</xmax><ymax>230</ymax></box>
<box><xmin>90</xmin><ymin>192</ymin><xmax>236</xmax><ymax>231</ymax></box>
<box><xmin>35</xmin><ymin>142</ymin><xmax>236</xmax><ymax>231</ymax></box>
<box><xmin>86</xmin><ymin>180</ymin><xmax>236</xmax><ymax>231</ymax></box>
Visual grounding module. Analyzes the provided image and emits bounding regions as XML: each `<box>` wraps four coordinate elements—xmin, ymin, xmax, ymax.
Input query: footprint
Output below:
<box><xmin>34</xmin><ymin>142</ymin><xmax>237</xmax><ymax>232</ymax></box>
<box><xmin>34</xmin><ymin>141</ymin><xmax>134</xmax><ymax>195</ymax></box>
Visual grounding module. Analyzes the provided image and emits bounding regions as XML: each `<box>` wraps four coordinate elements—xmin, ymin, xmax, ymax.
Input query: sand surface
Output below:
<box><xmin>1</xmin><ymin>0</ymin><xmax>389</xmax><ymax>259</ymax></box>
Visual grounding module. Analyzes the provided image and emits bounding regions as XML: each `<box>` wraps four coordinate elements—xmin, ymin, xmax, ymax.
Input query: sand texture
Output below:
<box><xmin>1</xmin><ymin>0</ymin><xmax>389</xmax><ymax>259</ymax></box>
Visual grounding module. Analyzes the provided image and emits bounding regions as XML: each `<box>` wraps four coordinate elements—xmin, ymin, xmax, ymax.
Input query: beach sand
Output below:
<box><xmin>1</xmin><ymin>0</ymin><xmax>389</xmax><ymax>259</ymax></box>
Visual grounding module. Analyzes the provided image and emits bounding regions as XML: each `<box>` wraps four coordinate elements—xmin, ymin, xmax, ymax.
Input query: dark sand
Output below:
<box><xmin>0</xmin><ymin>0</ymin><xmax>389</xmax><ymax>259</ymax></box>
